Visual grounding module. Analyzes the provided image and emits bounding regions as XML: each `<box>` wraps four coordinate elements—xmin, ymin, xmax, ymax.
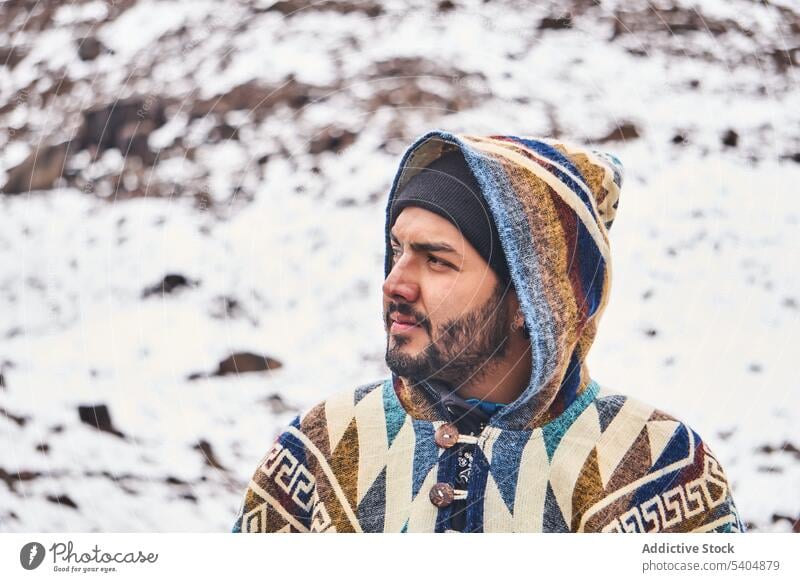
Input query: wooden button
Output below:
<box><xmin>429</xmin><ymin>483</ymin><xmax>455</xmax><ymax>508</ymax></box>
<box><xmin>434</xmin><ymin>423</ymin><xmax>459</xmax><ymax>449</ymax></box>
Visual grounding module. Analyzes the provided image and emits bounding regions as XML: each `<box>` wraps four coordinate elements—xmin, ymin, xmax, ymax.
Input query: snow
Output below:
<box><xmin>53</xmin><ymin>2</ymin><xmax>110</xmax><ymax>26</ymax></box>
<box><xmin>97</xmin><ymin>1</ymin><xmax>214</xmax><ymax>58</ymax></box>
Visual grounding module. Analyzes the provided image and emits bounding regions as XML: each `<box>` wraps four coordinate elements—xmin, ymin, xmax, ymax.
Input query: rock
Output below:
<box><xmin>46</xmin><ymin>494</ymin><xmax>78</xmax><ymax>510</ymax></box>
<box><xmin>721</xmin><ymin>129</ymin><xmax>739</xmax><ymax>148</ymax></box>
<box><xmin>209</xmin><ymin>295</ymin><xmax>253</xmax><ymax>322</ymax></box>
<box><xmin>0</xmin><ymin>1</ymin><xmax>59</xmax><ymax>31</ymax></box>
<box><xmin>215</xmin><ymin>352</ymin><xmax>283</xmax><ymax>376</ymax></box>
<box><xmin>0</xmin><ymin>468</ymin><xmax>41</xmax><ymax>492</ymax></box>
<box><xmin>769</xmin><ymin>46</ymin><xmax>799</xmax><ymax>73</ymax></box>
<box><xmin>262</xmin><ymin>0</ymin><xmax>383</xmax><ymax>18</ymax></box>
<box><xmin>190</xmin><ymin>79</ymin><xmax>314</xmax><ymax>121</ymax></box>
<box><xmin>77</xmin><ymin>36</ymin><xmax>108</xmax><ymax>61</ymax></box>
<box><xmin>756</xmin><ymin>441</ymin><xmax>800</xmax><ymax>459</ymax></box>
<box><xmin>0</xmin><ymin>406</ymin><xmax>28</xmax><ymax>427</ymax></box>
<box><xmin>771</xmin><ymin>514</ymin><xmax>800</xmax><ymax>533</ymax></box>
<box><xmin>262</xmin><ymin>393</ymin><xmax>295</xmax><ymax>414</ymax></box>
<box><xmin>1</xmin><ymin>142</ymin><xmax>73</xmax><ymax>194</ymax></box>
<box><xmin>539</xmin><ymin>15</ymin><xmax>573</xmax><ymax>30</ymax></box>
<box><xmin>0</xmin><ymin>45</ymin><xmax>26</xmax><ymax>70</ymax></box>
<box><xmin>78</xmin><ymin>97</ymin><xmax>167</xmax><ymax>163</ymax></box>
<box><xmin>308</xmin><ymin>127</ymin><xmax>357</xmax><ymax>154</ymax></box>
<box><xmin>717</xmin><ymin>428</ymin><xmax>736</xmax><ymax>441</ymax></box>
<box><xmin>117</xmin><ymin>119</ymin><xmax>158</xmax><ymax>165</ymax></box>
<box><xmin>141</xmin><ymin>273</ymin><xmax>200</xmax><ymax>298</ymax></box>
<box><xmin>208</xmin><ymin>122</ymin><xmax>240</xmax><ymax>142</ymax></box>
<box><xmin>612</xmin><ymin>6</ymin><xmax>735</xmax><ymax>40</ymax></box>
<box><xmin>77</xmin><ymin>404</ymin><xmax>125</xmax><ymax>438</ymax></box>
<box><xmin>672</xmin><ymin>132</ymin><xmax>687</xmax><ymax>145</ymax></box>
<box><xmin>368</xmin><ymin>56</ymin><xmax>439</xmax><ymax>78</ymax></box>
<box><xmin>193</xmin><ymin>439</ymin><xmax>226</xmax><ymax>470</ymax></box>
<box><xmin>592</xmin><ymin>122</ymin><xmax>640</xmax><ymax>143</ymax></box>
<box><xmin>364</xmin><ymin>59</ymin><xmax>488</xmax><ymax>112</ymax></box>
<box><xmin>367</xmin><ymin>80</ymin><xmax>478</xmax><ymax>113</ymax></box>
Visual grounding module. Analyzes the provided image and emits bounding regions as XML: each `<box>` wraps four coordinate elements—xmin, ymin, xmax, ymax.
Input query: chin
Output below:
<box><xmin>393</xmin><ymin>335</ymin><xmax>430</xmax><ymax>356</ymax></box>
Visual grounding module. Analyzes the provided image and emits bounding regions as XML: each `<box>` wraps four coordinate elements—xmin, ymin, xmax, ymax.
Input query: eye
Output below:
<box><xmin>427</xmin><ymin>255</ymin><xmax>450</xmax><ymax>268</ymax></box>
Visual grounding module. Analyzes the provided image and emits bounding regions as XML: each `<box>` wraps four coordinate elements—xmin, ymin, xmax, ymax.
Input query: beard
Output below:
<box><xmin>384</xmin><ymin>282</ymin><xmax>512</xmax><ymax>388</ymax></box>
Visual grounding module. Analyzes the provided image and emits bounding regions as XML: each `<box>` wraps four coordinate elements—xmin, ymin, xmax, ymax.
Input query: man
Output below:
<box><xmin>232</xmin><ymin>130</ymin><xmax>745</xmax><ymax>533</ymax></box>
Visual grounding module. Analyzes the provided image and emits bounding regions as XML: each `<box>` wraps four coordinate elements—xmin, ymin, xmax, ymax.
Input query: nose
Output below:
<box><xmin>382</xmin><ymin>254</ymin><xmax>420</xmax><ymax>304</ymax></box>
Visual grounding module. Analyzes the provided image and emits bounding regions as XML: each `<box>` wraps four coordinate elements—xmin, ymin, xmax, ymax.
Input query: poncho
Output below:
<box><xmin>232</xmin><ymin>130</ymin><xmax>745</xmax><ymax>533</ymax></box>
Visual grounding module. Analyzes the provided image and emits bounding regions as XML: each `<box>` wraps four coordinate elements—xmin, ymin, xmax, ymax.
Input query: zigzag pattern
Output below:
<box><xmin>233</xmin><ymin>380</ymin><xmax>745</xmax><ymax>533</ymax></box>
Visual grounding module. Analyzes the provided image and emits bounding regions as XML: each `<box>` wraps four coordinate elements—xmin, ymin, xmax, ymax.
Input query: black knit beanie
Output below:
<box><xmin>389</xmin><ymin>150</ymin><xmax>510</xmax><ymax>287</ymax></box>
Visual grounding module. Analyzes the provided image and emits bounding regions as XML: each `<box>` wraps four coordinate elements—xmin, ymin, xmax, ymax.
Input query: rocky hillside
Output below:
<box><xmin>1</xmin><ymin>0</ymin><xmax>798</xmax><ymax>532</ymax></box>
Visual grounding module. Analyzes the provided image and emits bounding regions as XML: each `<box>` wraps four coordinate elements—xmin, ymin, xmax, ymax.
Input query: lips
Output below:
<box><xmin>389</xmin><ymin>313</ymin><xmax>420</xmax><ymax>334</ymax></box>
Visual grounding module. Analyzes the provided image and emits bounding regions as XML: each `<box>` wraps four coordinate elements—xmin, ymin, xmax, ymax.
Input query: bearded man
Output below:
<box><xmin>233</xmin><ymin>130</ymin><xmax>744</xmax><ymax>533</ymax></box>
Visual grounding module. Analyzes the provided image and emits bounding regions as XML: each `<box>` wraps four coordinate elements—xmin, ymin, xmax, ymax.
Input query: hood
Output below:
<box><xmin>383</xmin><ymin>130</ymin><xmax>624</xmax><ymax>431</ymax></box>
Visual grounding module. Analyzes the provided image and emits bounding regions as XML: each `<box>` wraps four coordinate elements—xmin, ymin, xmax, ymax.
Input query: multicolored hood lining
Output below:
<box><xmin>383</xmin><ymin>130</ymin><xmax>624</xmax><ymax>430</ymax></box>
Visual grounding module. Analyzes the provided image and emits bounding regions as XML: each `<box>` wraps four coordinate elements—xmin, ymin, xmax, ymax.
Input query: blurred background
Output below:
<box><xmin>0</xmin><ymin>0</ymin><xmax>797</xmax><ymax>532</ymax></box>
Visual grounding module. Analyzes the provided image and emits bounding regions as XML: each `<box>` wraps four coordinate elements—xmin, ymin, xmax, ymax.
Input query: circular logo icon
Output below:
<box><xmin>20</xmin><ymin>542</ymin><xmax>46</xmax><ymax>570</ymax></box>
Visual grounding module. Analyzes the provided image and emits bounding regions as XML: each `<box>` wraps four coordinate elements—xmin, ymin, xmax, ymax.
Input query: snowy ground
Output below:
<box><xmin>0</xmin><ymin>0</ymin><xmax>797</xmax><ymax>532</ymax></box>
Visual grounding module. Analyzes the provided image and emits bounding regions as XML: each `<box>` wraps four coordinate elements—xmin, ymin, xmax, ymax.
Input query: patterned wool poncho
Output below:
<box><xmin>232</xmin><ymin>130</ymin><xmax>745</xmax><ymax>534</ymax></box>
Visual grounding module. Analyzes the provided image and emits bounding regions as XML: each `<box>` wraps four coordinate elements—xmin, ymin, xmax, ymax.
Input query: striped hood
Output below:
<box><xmin>383</xmin><ymin>131</ymin><xmax>625</xmax><ymax>430</ymax></box>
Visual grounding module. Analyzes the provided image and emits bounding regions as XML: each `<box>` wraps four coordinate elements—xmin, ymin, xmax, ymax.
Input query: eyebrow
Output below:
<box><xmin>390</xmin><ymin>232</ymin><xmax>462</xmax><ymax>259</ymax></box>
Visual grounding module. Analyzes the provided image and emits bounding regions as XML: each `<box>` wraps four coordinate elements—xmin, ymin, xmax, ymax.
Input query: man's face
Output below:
<box><xmin>382</xmin><ymin>206</ymin><xmax>515</xmax><ymax>387</ymax></box>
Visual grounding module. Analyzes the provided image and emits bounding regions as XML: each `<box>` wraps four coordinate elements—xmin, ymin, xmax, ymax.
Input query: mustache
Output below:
<box><xmin>385</xmin><ymin>302</ymin><xmax>431</xmax><ymax>334</ymax></box>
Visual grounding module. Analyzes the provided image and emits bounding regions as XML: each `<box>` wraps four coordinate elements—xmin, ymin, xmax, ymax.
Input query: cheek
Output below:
<box><xmin>440</xmin><ymin>275</ymin><xmax>488</xmax><ymax>311</ymax></box>
<box><xmin>423</xmin><ymin>284</ymin><xmax>466</xmax><ymax>324</ymax></box>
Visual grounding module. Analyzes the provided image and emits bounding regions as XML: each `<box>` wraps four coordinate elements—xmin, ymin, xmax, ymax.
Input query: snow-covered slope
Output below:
<box><xmin>0</xmin><ymin>0</ymin><xmax>797</xmax><ymax>532</ymax></box>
